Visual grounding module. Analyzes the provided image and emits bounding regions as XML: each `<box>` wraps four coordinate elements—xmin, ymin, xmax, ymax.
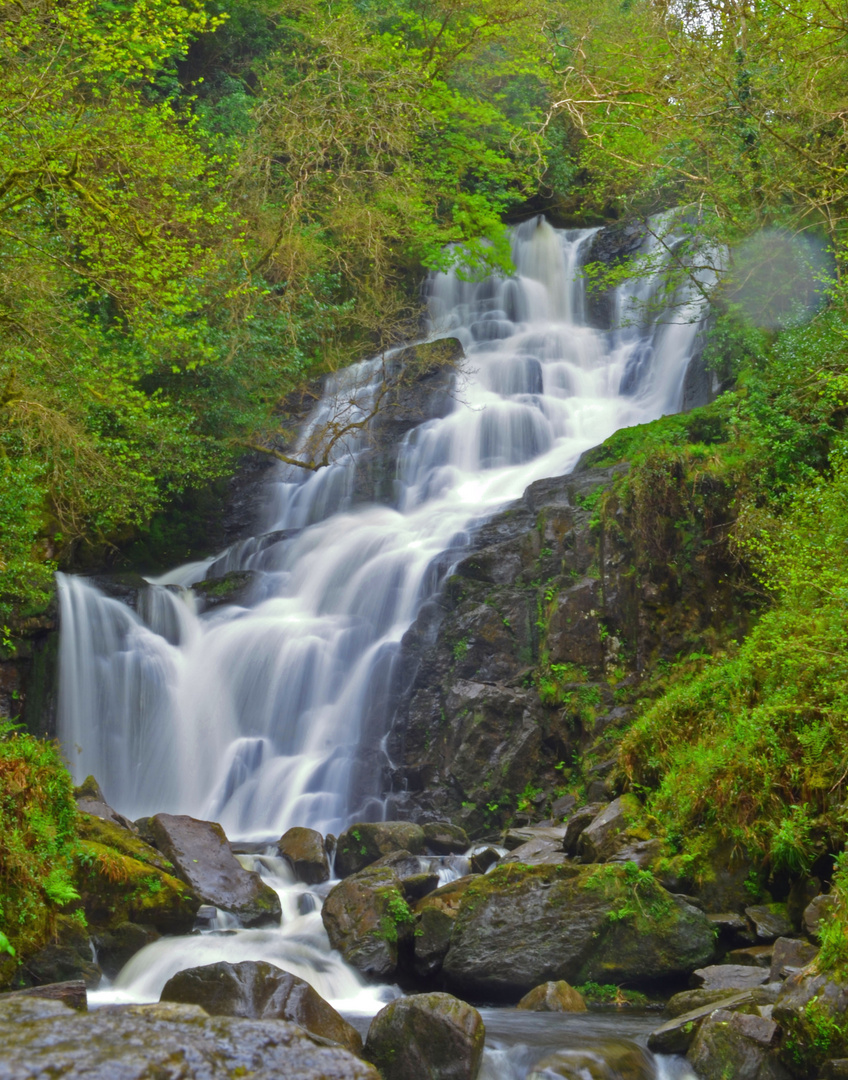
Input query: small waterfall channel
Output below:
<box><xmin>56</xmin><ymin>216</ymin><xmax>708</xmax><ymax>1077</ymax></box>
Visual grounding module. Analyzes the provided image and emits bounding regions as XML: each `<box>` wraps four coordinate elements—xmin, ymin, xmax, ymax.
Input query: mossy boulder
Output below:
<box><xmin>75</xmin><ymin>839</ymin><xmax>200</xmax><ymax>934</ymax></box>
<box><xmin>687</xmin><ymin>1009</ymin><xmax>789</xmax><ymax>1079</ymax></box>
<box><xmin>335</xmin><ymin>821</ymin><xmax>426</xmax><ymax>878</ymax></box>
<box><xmin>518</xmin><ymin>980</ymin><xmax>587</xmax><ymax>1012</ymax></box>
<box><xmin>442</xmin><ymin>863</ymin><xmax>715</xmax><ymax>998</ymax></box>
<box><xmin>422</xmin><ymin>821</ymin><xmax>470</xmax><ymax>855</ymax></box>
<box><xmin>321</xmin><ymin>865</ymin><xmax>414</xmax><ymax>978</ymax></box>
<box><xmin>364</xmin><ymin>992</ymin><xmax>485</xmax><ymax>1080</ymax></box>
<box><xmin>413</xmin><ymin>875</ymin><xmax>480</xmax><ymax>979</ymax></box>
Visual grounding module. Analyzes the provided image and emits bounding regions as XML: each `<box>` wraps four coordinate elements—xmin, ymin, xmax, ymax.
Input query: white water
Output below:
<box><xmin>57</xmin><ymin>216</ymin><xmax>709</xmax><ymax>839</ymax></box>
<box><xmin>57</xmin><ymin>218</ymin><xmax>706</xmax><ymax>1076</ymax></box>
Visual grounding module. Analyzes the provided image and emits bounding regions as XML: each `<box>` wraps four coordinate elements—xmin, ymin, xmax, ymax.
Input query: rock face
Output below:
<box><xmin>0</xmin><ymin>995</ymin><xmax>378</xmax><ymax>1079</ymax></box>
<box><xmin>321</xmin><ymin>865</ymin><xmax>412</xmax><ymax>978</ymax></box>
<box><xmin>159</xmin><ymin>960</ymin><xmax>362</xmax><ymax>1054</ymax></box>
<box><xmin>277</xmin><ymin>827</ymin><xmax>330</xmax><ymax>884</ymax></box>
<box><xmin>578</xmin><ymin>795</ymin><xmax>642</xmax><ymax>863</ymax></box>
<box><xmin>148</xmin><ymin>813</ymin><xmax>281</xmax><ymax>926</ymax></box>
<box><xmin>413</xmin><ymin>875</ymin><xmax>480</xmax><ymax>979</ymax></box>
<box><xmin>364</xmin><ymin>993</ymin><xmax>485</xmax><ymax>1080</ymax></box>
<box><xmin>441</xmin><ymin>863</ymin><xmax>715</xmax><ymax>998</ymax></box>
<box><xmin>388</xmin><ymin>455</ymin><xmax>745</xmax><ymax>830</ymax></box>
<box><xmin>517</xmin><ymin>981</ymin><xmax>587</xmax><ymax>1012</ymax></box>
<box><xmin>335</xmin><ymin>821</ymin><xmax>426</xmax><ymax>878</ymax></box>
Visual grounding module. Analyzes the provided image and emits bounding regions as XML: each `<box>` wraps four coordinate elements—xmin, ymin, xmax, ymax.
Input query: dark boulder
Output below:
<box><xmin>277</xmin><ymin>827</ymin><xmax>329</xmax><ymax>885</ymax></box>
<box><xmin>148</xmin><ymin>813</ymin><xmax>281</xmax><ymax>927</ymax></box>
<box><xmin>442</xmin><ymin>863</ymin><xmax>715</xmax><ymax>998</ymax></box>
<box><xmin>321</xmin><ymin>865</ymin><xmax>412</xmax><ymax>978</ymax></box>
<box><xmin>422</xmin><ymin>821</ymin><xmax>470</xmax><ymax>855</ymax></box>
<box><xmin>160</xmin><ymin>960</ymin><xmax>361</xmax><ymax>1054</ymax></box>
<box><xmin>687</xmin><ymin>1009</ymin><xmax>790</xmax><ymax>1079</ymax></box>
<box><xmin>412</xmin><ymin>875</ymin><xmax>479</xmax><ymax>979</ymax></box>
<box><xmin>364</xmin><ymin>992</ymin><xmax>485</xmax><ymax>1080</ymax></box>
<box><xmin>335</xmin><ymin>821</ymin><xmax>426</xmax><ymax>878</ymax></box>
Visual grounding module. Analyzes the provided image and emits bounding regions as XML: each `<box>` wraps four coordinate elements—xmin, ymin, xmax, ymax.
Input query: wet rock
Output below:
<box><xmin>563</xmin><ymin>803</ymin><xmax>607</xmax><ymax>855</ymax></box>
<box><xmin>527</xmin><ymin>1039</ymin><xmax>655</xmax><ymax>1080</ymax></box>
<box><xmin>667</xmin><ymin>986</ymin><xmax>757</xmax><ymax>1018</ymax></box>
<box><xmin>322</xmin><ymin>865</ymin><xmax>411</xmax><ymax>978</ymax></box>
<box><xmin>442</xmin><ymin>863</ymin><xmax>715</xmax><ymax>998</ymax></box>
<box><xmin>517</xmin><ymin>980</ymin><xmax>587</xmax><ymax>1012</ymax></box>
<box><xmin>577</xmin><ymin>795</ymin><xmax>641</xmax><ymax>863</ymax></box>
<box><xmin>193</xmin><ymin>570</ymin><xmax>258</xmax><ymax>610</ymax></box>
<box><xmin>746</xmin><ymin>904</ymin><xmax>794</xmax><ymax>942</ymax></box>
<box><xmin>470</xmin><ymin>847</ymin><xmax>501</xmax><ymax>874</ymax></box>
<box><xmin>413</xmin><ymin>875</ymin><xmax>479</xmax><ymax>979</ymax></box>
<box><xmin>773</xmin><ymin>969</ymin><xmax>848</xmax><ymax>1072</ymax></box>
<box><xmin>692</xmin><ymin>964</ymin><xmax>771</xmax><ymax>991</ymax></box>
<box><xmin>364</xmin><ymin>992</ymin><xmax>484</xmax><ymax>1080</ymax></box>
<box><xmin>422</xmin><ymin>821</ymin><xmax>470</xmax><ymax>855</ymax></box>
<box><xmin>687</xmin><ymin>1008</ymin><xmax>790</xmax><ymax>1079</ymax></box>
<box><xmin>0</xmin><ymin>995</ymin><xmax>378</xmax><ymax>1079</ymax></box>
<box><xmin>503</xmin><ymin>825</ymin><xmax>566</xmax><ymax>851</ymax></box>
<box><xmin>648</xmin><ymin>990</ymin><xmax>755</xmax><ymax>1054</ymax></box>
<box><xmin>93</xmin><ymin>922</ymin><xmax>160</xmax><ymax>980</ymax></box>
<box><xmin>277</xmin><ymin>827</ymin><xmax>329</xmax><ymax>885</ymax></box>
<box><xmin>371</xmin><ymin>850</ymin><xmax>440</xmax><ymax>898</ymax></box>
<box><xmin>335</xmin><ymin>821</ymin><xmax>426</xmax><ymax>878</ymax></box>
<box><xmin>500</xmin><ymin>836</ymin><xmax>569</xmax><ymax>866</ymax></box>
<box><xmin>803</xmin><ymin>893</ymin><xmax>836</xmax><ymax>942</ymax></box>
<box><xmin>3</xmin><ymin>979</ymin><xmax>87</xmax><ymax>1011</ymax></box>
<box><xmin>607</xmin><ymin>837</ymin><xmax>663</xmax><ymax>869</ymax></box>
<box><xmin>10</xmin><ymin>914</ymin><xmax>101</xmax><ymax>990</ymax></box>
<box><xmin>729</xmin><ymin>945</ymin><xmax>775</xmax><ymax>968</ymax></box>
<box><xmin>148</xmin><ymin>813</ymin><xmax>281</xmax><ymax>927</ymax></box>
<box><xmin>159</xmin><ymin>960</ymin><xmax>362</xmax><ymax>1054</ymax></box>
<box><xmin>74</xmin><ymin>776</ymin><xmax>138</xmax><ymax>831</ymax></box>
<box><xmin>769</xmin><ymin>937</ymin><xmax>818</xmax><ymax>981</ymax></box>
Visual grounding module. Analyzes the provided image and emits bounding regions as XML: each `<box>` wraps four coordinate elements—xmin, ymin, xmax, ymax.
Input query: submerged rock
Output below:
<box><xmin>517</xmin><ymin>980</ymin><xmax>587</xmax><ymax>1012</ymax></box>
<box><xmin>277</xmin><ymin>826</ymin><xmax>330</xmax><ymax>884</ymax></box>
<box><xmin>364</xmin><ymin>992</ymin><xmax>485</xmax><ymax>1080</ymax></box>
<box><xmin>0</xmin><ymin>995</ymin><xmax>378</xmax><ymax>1079</ymax></box>
<box><xmin>442</xmin><ymin>863</ymin><xmax>715</xmax><ymax>998</ymax></box>
<box><xmin>148</xmin><ymin>813</ymin><xmax>281</xmax><ymax>927</ymax></box>
<box><xmin>160</xmin><ymin>960</ymin><xmax>362</xmax><ymax>1054</ymax></box>
<box><xmin>527</xmin><ymin>1039</ymin><xmax>655</xmax><ymax>1080</ymax></box>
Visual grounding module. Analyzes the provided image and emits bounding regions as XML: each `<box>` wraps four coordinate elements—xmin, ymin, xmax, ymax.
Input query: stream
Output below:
<box><xmin>57</xmin><ymin>216</ymin><xmax>710</xmax><ymax>1077</ymax></box>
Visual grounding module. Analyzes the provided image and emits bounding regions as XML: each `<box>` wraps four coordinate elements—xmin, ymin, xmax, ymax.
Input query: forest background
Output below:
<box><xmin>2</xmin><ymin>0</ymin><xmax>848</xmax><ymax>989</ymax></box>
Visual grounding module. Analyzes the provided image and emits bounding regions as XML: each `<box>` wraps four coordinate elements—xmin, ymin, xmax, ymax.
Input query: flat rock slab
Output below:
<box><xmin>745</xmin><ymin>904</ymin><xmax>793</xmax><ymax>942</ymax></box>
<box><xmin>150</xmin><ymin>814</ymin><xmax>281</xmax><ymax>927</ymax></box>
<box><xmin>160</xmin><ymin>960</ymin><xmax>361</xmax><ymax>1054</ymax></box>
<box><xmin>502</xmin><ymin>826</ymin><xmax>566</xmax><ymax>851</ymax></box>
<box><xmin>648</xmin><ymin>991</ymin><xmax>754</xmax><ymax>1054</ymax></box>
<box><xmin>500</xmin><ymin>837</ymin><xmax>570</xmax><ymax>867</ymax></box>
<box><xmin>0</xmin><ymin>996</ymin><xmax>379</xmax><ymax>1079</ymax></box>
<box><xmin>692</xmin><ymin>964</ymin><xmax>771</xmax><ymax>991</ymax></box>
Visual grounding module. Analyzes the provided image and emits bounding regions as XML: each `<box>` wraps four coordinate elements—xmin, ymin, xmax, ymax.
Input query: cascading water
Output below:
<box><xmin>57</xmin><ymin>216</ymin><xmax>709</xmax><ymax>837</ymax></box>
<box><xmin>57</xmin><ymin>216</ymin><xmax>707</xmax><ymax>1078</ymax></box>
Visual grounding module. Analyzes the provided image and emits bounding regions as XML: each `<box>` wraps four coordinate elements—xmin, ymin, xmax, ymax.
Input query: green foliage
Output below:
<box><xmin>378</xmin><ymin>888</ymin><xmax>415</xmax><ymax>943</ymax></box>
<box><xmin>818</xmin><ymin>851</ymin><xmax>848</xmax><ymax>978</ymax></box>
<box><xmin>0</xmin><ymin>722</ymin><xmax>81</xmax><ymax>970</ymax></box>
<box><xmin>574</xmin><ymin>981</ymin><xmax>647</xmax><ymax>1006</ymax></box>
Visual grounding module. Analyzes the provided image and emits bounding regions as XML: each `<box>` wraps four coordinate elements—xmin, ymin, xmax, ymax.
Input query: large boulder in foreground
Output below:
<box><xmin>335</xmin><ymin>821</ymin><xmax>426</xmax><ymax>878</ymax></box>
<box><xmin>364</xmin><ymin>993</ymin><xmax>485</xmax><ymax>1080</ymax></box>
<box><xmin>322</xmin><ymin>865</ymin><xmax>413</xmax><ymax>978</ymax></box>
<box><xmin>149</xmin><ymin>814</ymin><xmax>281</xmax><ymax>927</ymax></box>
<box><xmin>442</xmin><ymin>863</ymin><xmax>715</xmax><ymax>998</ymax></box>
<box><xmin>160</xmin><ymin>960</ymin><xmax>361</xmax><ymax>1054</ymax></box>
<box><xmin>0</xmin><ymin>996</ymin><xmax>378</xmax><ymax>1079</ymax></box>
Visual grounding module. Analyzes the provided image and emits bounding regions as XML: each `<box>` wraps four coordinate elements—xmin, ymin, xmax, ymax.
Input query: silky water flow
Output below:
<box><xmin>56</xmin><ymin>217</ymin><xmax>708</xmax><ymax>1077</ymax></box>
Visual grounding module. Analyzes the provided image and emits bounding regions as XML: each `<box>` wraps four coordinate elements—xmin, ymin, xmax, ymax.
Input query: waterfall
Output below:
<box><xmin>57</xmin><ymin>216</ymin><xmax>710</xmax><ymax>840</ymax></box>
